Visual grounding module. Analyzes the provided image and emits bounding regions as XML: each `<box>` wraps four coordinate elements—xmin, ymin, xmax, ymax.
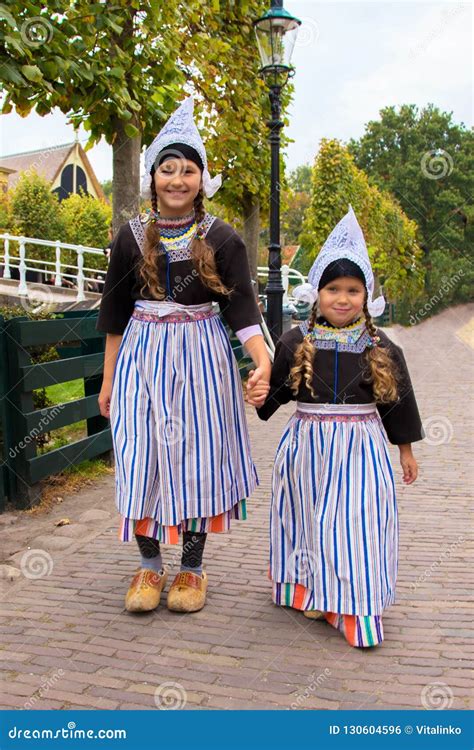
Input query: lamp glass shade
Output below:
<box><xmin>254</xmin><ymin>6</ymin><xmax>301</xmax><ymax>74</ymax></box>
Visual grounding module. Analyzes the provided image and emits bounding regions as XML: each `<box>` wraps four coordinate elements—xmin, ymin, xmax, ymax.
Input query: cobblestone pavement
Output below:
<box><xmin>0</xmin><ymin>305</ymin><xmax>472</xmax><ymax>710</ymax></box>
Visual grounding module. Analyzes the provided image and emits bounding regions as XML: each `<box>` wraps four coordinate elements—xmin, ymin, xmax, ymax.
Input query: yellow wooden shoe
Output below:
<box><xmin>303</xmin><ymin>609</ymin><xmax>324</xmax><ymax>619</ymax></box>
<box><xmin>167</xmin><ymin>571</ymin><xmax>208</xmax><ymax>613</ymax></box>
<box><xmin>125</xmin><ymin>568</ymin><xmax>168</xmax><ymax>613</ymax></box>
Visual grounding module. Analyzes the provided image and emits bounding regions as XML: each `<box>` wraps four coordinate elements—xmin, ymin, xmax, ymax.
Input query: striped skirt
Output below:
<box><xmin>109</xmin><ymin>300</ymin><xmax>259</xmax><ymax>541</ymax></box>
<box><xmin>270</xmin><ymin>403</ymin><xmax>397</xmax><ymax>617</ymax></box>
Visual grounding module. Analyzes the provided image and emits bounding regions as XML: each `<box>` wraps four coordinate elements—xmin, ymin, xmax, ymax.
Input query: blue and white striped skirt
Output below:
<box><xmin>109</xmin><ymin>300</ymin><xmax>259</xmax><ymax>529</ymax></box>
<box><xmin>270</xmin><ymin>402</ymin><xmax>398</xmax><ymax>617</ymax></box>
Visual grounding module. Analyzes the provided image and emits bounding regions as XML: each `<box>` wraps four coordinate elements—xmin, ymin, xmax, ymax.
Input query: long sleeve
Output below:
<box><xmin>376</xmin><ymin>336</ymin><xmax>424</xmax><ymax>445</ymax></box>
<box><xmin>96</xmin><ymin>224</ymin><xmax>137</xmax><ymax>335</ymax></box>
<box><xmin>213</xmin><ymin>228</ymin><xmax>262</xmax><ymax>335</ymax></box>
<box><xmin>256</xmin><ymin>335</ymin><xmax>296</xmax><ymax>421</ymax></box>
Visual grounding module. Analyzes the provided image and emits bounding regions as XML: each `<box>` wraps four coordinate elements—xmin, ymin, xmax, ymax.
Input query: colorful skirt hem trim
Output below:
<box><xmin>119</xmin><ymin>498</ymin><xmax>247</xmax><ymax>544</ymax></box>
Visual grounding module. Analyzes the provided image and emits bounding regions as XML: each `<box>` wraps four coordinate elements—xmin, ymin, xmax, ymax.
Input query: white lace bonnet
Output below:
<box><xmin>141</xmin><ymin>96</ymin><xmax>222</xmax><ymax>200</ymax></box>
<box><xmin>293</xmin><ymin>205</ymin><xmax>386</xmax><ymax>318</ymax></box>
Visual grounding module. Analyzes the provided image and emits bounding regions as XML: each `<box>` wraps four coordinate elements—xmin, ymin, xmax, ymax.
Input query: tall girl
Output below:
<box><xmin>97</xmin><ymin>97</ymin><xmax>271</xmax><ymax>614</ymax></box>
<box><xmin>249</xmin><ymin>206</ymin><xmax>424</xmax><ymax>648</ymax></box>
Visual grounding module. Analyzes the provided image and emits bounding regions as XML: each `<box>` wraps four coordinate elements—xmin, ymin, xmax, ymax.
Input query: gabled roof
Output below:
<box><xmin>0</xmin><ymin>143</ymin><xmax>75</xmax><ymax>188</ymax></box>
<box><xmin>0</xmin><ymin>142</ymin><xmax>106</xmax><ymax>201</ymax></box>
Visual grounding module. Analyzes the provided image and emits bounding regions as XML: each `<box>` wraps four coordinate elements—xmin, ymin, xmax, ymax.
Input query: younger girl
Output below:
<box><xmin>249</xmin><ymin>206</ymin><xmax>423</xmax><ymax>648</ymax></box>
<box><xmin>97</xmin><ymin>97</ymin><xmax>270</xmax><ymax>614</ymax></box>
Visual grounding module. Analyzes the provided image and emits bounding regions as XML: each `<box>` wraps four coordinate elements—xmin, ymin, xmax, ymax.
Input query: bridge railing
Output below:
<box><xmin>1</xmin><ymin>233</ymin><xmax>309</xmax><ymax>305</ymax></box>
<box><xmin>0</xmin><ymin>233</ymin><xmax>106</xmax><ymax>302</ymax></box>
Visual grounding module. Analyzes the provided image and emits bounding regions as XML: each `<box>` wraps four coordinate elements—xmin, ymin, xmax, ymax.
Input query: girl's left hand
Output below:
<box><xmin>400</xmin><ymin>454</ymin><xmax>418</xmax><ymax>484</ymax></box>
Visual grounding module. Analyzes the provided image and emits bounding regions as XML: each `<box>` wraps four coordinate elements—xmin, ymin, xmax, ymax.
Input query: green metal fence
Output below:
<box><xmin>0</xmin><ymin>310</ymin><xmax>112</xmax><ymax>510</ymax></box>
<box><xmin>0</xmin><ymin>309</ymin><xmax>252</xmax><ymax>511</ymax></box>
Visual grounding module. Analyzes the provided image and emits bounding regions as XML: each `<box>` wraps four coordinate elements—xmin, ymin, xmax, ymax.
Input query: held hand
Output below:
<box><xmin>246</xmin><ymin>369</ymin><xmax>270</xmax><ymax>407</ymax></box>
<box><xmin>247</xmin><ymin>365</ymin><xmax>271</xmax><ymax>389</ymax></box>
<box><xmin>400</xmin><ymin>453</ymin><xmax>418</xmax><ymax>484</ymax></box>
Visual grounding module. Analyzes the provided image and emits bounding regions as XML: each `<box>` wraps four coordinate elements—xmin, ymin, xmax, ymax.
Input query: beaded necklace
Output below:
<box><xmin>299</xmin><ymin>315</ymin><xmax>380</xmax><ymax>353</ymax></box>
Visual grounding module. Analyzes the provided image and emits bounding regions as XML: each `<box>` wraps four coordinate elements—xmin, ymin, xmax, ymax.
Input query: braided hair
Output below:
<box><xmin>289</xmin><ymin>302</ymin><xmax>319</xmax><ymax>399</ymax></box>
<box><xmin>362</xmin><ymin>298</ymin><xmax>399</xmax><ymax>402</ymax></box>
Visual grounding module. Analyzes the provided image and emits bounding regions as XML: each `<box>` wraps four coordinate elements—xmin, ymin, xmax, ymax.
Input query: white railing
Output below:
<box><xmin>1</xmin><ymin>234</ymin><xmax>308</xmax><ymax>309</ymax></box>
<box><xmin>257</xmin><ymin>265</ymin><xmax>307</xmax><ymax>304</ymax></box>
<box><xmin>0</xmin><ymin>233</ymin><xmax>107</xmax><ymax>303</ymax></box>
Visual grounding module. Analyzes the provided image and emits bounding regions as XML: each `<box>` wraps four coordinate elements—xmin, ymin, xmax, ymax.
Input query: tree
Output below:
<box><xmin>10</xmin><ymin>171</ymin><xmax>64</xmax><ymax>243</ymax></box>
<box><xmin>60</xmin><ymin>191</ymin><xmax>111</xmax><ymax>248</ymax></box>
<box><xmin>348</xmin><ymin>104</ymin><xmax>474</xmax><ymax>308</ymax></box>
<box><xmin>1</xmin><ymin>1</ymin><xmax>186</xmax><ymax>232</ymax></box>
<box><xmin>281</xmin><ymin>164</ymin><xmax>311</xmax><ymax>246</ymax></box>
<box><xmin>298</xmin><ymin>139</ymin><xmax>424</xmax><ymax>305</ymax></box>
<box><xmin>288</xmin><ymin>164</ymin><xmax>312</xmax><ymax>194</ymax></box>
<box><xmin>173</xmin><ymin>0</ymin><xmax>291</xmax><ymax>280</ymax></box>
<box><xmin>1</xmin><ymin>0</ymin><xmax>290</xmax><ymax>274</ymax></box>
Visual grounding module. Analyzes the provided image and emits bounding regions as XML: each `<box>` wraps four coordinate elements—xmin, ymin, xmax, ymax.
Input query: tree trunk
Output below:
<box><xmin>111</xmin><ymin>116</ymin><xmax>141</xmax><ymax>235</ymax></box>
<box><xmin>242</xmin><ymin>189</ymin><xmax>260</xmax><ymax>284</ymax></box>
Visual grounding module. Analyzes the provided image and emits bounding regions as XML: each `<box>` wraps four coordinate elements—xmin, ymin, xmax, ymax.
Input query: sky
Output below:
<box><xmin>0</xmin><ymin>1</ymin><xmax>472</xmax><ymax>182</ymax></box>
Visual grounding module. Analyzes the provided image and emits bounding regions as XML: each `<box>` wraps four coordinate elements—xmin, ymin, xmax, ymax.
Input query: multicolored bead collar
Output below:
<box><xmin>299</xmin><ymin>316</ymin><xmax>380</xmax><ymax>353</ymax></box>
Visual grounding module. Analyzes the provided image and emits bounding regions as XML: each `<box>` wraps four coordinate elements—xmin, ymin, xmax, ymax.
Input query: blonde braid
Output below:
<box><xmin>363</xmin><ymin>299</ymin><xmax>399</xmax><ymax>402</ymax></box>
<box><xmin>289</xmin><ymin>302</ymin><xmax>319</xmax><ymax>399</ymax></box>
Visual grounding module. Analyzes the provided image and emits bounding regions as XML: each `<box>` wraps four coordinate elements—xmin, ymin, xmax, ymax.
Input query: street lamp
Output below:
<box><xmin>254</xmin><ymin>0</ymin><xmax>301</xmax><ymax>342</ymax></box>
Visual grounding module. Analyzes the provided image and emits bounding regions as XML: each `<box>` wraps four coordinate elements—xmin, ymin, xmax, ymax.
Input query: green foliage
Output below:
<box><xmin>60</xmin><ymin>190</ymin><xmax>111</xmax><ymax>248</ymax></box>
<box><xmin>100</xmin><ymin>179</ymin><xmax>113</xmax><ymax>203</ymax></box>
<box><xmin>0</xmin><ymin>2</ymin><xmax>283</xmax><ymax>227</ymax></box>
<box><xmin>0</xmin><ymin>190</ymin><xmax>12</xmax><ymax>232</ymax></box>
<box><xmin>280</xmin><ymin>165</ymin><xmax>312</xmax><ymax>246</ymax></box>
<box><xmin>287</xmin><ymin>164</ymin><xmax>312</xmax><ymax>194</ymax></box>
<box><xmin>10</xmin><ymin>170</ymin><xmax>64</xmax><ymax>241</ymax></box>
<box><xmin>298</xmin><ymin>139</ymin><xmax>424</xmax><ymax>304</ymax></box>
<box><xmin>348</xmin><ymin>104</ymin><xmax>474</xmax><ymax>311</ymax></box>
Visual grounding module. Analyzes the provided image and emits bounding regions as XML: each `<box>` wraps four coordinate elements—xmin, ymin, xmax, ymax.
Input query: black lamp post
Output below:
<box><xmin>254</xmin><ymin>0</ymin><xmax>301</xmax><ymax>342</ymax></box>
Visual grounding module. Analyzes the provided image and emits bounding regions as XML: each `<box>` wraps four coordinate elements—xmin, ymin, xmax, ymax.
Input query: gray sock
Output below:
<box><xmin>135</xmin><ymin>534</ymin><xmax>164</xmax><ymax>574</ymax></box>
<box><xmin>140</xmin><ymin>552</ymin><xmax>163</xmax><ymax>574</ymax></box>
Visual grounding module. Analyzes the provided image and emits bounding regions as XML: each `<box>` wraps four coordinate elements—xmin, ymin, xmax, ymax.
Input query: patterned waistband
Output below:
<box><xmin>295</xmin><ymin>402</ymin><xmax>378</xmax><ymax>422</ymax></box>
<box><xmin>132</xmin><ymin>301</ymin><xmax>217</xmax><ymax>323</ymax></box>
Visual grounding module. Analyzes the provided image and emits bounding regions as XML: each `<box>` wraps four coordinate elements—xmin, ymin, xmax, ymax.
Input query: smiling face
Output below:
<box><xmin>153</xmin><ymin>157</ymin><xmax>203</xmax><ymax>217</ymax></box>
<box><xmin>318</xmin><ymin>276</ymin><xmax>366</xmax><ymax>327</ymax></box>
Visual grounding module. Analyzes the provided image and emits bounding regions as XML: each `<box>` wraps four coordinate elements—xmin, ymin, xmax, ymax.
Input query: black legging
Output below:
<box><xmin>135</xmin><ymin>531</ymin><xmax>207</xmax><ymax>568</ymax></box>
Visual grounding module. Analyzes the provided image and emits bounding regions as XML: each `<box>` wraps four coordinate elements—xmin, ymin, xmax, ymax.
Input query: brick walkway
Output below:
<box><xmin>1</xmin><ymin>305</ymin><xmax>472</xmax><ymax>710</ymax></box>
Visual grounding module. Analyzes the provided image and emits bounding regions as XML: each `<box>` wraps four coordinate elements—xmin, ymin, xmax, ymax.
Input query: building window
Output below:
<box><xmin>52</xmin><ymin>164</ymin><xmax>89</xmax><ymax>201</ymax></box>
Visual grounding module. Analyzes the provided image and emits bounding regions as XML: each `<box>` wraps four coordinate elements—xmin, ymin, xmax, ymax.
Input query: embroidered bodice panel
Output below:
<box><xmin>298</xmin><ymin>317</ymin><xmax>373</xmax><ymax>353</ymax></box>
<box><xmin>128</xmin><ymin>212</ymin><xmax>217</xmax><ymax>262</ymax></box>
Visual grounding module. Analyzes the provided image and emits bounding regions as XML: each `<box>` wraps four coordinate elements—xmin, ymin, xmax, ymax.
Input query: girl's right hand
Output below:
<box><xmin>98</xmin><ymin>381</ymin><xmax>113</xmax><ymax>419</ymax></box>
